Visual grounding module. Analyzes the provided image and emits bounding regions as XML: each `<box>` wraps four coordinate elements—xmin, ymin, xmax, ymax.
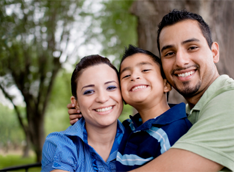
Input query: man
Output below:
<box><xmin>131</xmin><ymin>9</ymin><xmax>234</xmax><ymax>171</ymax></box>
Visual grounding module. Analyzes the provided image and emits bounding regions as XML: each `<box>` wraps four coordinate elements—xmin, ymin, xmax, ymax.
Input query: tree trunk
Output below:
<box><xmin>131</xmin><ymin>0</ymin><xmax>234</xmax><ymax>104</ymax></box>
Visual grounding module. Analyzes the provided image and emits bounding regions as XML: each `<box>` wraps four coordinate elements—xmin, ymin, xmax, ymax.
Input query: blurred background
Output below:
<box><xmin>0</xmin><ymin>0</ymin><xmax>233</xmax><ymax>171</ymax></box>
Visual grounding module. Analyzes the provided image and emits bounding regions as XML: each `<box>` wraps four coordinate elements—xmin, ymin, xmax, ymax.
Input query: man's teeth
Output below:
<box><xmin>96</xmin><ymin>106</ymin><xmax>113</xmax><ymax>112</ymax></box>
<box><xmin>178</xmin><ymin>71</ymin><xmax>194</xmax><ymax>77</ymax></box>
<box><xmin>132</xmin><ymin>85</ymin><xmax>147</xmax><ymax>91</ymax></box>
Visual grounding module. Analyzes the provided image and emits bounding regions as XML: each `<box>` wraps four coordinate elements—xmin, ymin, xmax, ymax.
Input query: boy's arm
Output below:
<box><xmin>130</xmin><ymin>148</ymin><xmax>222</xmax><ymax>172</ymax></box>
<box><xmin>67</xmin><ymin>103</ymin><xmax>83</xmax><ymax>125</ymax></box>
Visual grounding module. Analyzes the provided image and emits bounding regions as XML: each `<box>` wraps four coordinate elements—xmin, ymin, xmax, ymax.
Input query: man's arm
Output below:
<box><xmin>131</xmin><ymin>148</ymin><xmax>223</xmax><ymax>172</ymax></box>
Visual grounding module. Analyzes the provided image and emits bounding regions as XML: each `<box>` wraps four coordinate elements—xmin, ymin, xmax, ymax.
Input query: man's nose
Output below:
<box><xmin>175</xmin><ymin>49</ymin><xmax>190</xmax><ymax>67</ymax></box>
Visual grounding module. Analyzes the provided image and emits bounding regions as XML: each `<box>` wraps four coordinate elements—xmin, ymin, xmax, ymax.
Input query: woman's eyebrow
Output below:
<box><xmin>105</xmin><ymin>81</ymin><xmax>117</xmax><ymax>85</ymax></box>
<box><xmin>81</xmin><ymin>84</ymin><xmax>94</xmax><ymax>90</ymax></box>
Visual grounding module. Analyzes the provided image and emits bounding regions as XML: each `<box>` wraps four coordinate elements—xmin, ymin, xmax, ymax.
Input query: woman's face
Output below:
<box><xmin>76</xmin><ymin>64</ymin><xmax>123</xmax><ymax>128</ymax></box>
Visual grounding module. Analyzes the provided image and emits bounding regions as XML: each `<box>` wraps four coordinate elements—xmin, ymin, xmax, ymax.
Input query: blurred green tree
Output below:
<box><xmin>0</xmin><ymin>0</ymin><xmax>85</xmax><ymax>161</ymax></box>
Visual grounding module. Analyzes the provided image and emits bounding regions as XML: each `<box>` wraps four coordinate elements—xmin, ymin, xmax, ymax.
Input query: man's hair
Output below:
<box><xmin>157</xmin><ymin>9</ymin><xmax>213</xmax><ymax>54</ymax></box>
<box><xmin>120</xmin><ymin>44</ymin><xmax>165</xmax><ymax>79</ymax></box>
<box><xmin>71</xmin><ymin>55</ymin><xmax>119</xmax><ymax>99</ymax></box>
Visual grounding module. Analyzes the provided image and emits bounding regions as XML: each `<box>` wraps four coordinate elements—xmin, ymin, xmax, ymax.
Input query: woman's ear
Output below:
<box><xmin>163</xmin><ymin>79</ymin><xmax>172</xmax><ymax>93</ymax></box>
<box><xmin>71</xmin><ymin>96</ymin><xmax>79</xmax><ymax>109</ymax></box>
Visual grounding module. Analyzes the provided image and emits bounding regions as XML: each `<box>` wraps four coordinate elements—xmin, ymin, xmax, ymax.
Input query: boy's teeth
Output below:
<box><xmin>178</xmin><ymin>71</ymin><xmax>194</xmax><ymax>77</ymax></box>
<box><xmin>96</xmin><ymin>106</ymin><xmax>112</xmax><ymax>112</ymax></box>
<box><xmin>132</xmin><ymin>85</ymin><xmax>147</xmax><ymax>91</ymax></box>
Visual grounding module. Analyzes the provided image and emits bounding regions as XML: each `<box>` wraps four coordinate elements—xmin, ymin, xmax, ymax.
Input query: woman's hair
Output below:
<box><xmin>71</xmin><ymin>55</ymin><xmax>119</xmax><ymax>99</ymax></box>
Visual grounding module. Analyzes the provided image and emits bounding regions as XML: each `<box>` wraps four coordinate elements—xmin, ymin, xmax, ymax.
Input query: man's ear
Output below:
<box><xmin>163</xmin><ymin>79</ymin><xmax>172</xmax><ymax>93</ymax></box>
<box><xmin>212</xmin><ymin>42</ymin><xmax>219</xmax><ymax>63</ymax></box>
<box><xmin>71</xmin><ymin>96</ymin><xmax>79</xmax><ymax>109</ymax></box>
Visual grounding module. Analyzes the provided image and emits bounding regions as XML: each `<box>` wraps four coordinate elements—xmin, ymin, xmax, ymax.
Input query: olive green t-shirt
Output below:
<box><xmin>173</xmin><ymin>75</ymin><xmax>234</xmax><ymax>171</ymax></box>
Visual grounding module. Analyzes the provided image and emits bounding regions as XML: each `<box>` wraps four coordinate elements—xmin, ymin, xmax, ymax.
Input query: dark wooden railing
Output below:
<box><xmin>0</xmin><ymin>162</ymin><xmax>41</xmax><ymax>172</ymax></box>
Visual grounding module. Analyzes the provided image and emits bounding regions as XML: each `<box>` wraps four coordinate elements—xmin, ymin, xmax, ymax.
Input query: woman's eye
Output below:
<box><xmin>83</xmin><ymin>90</ymin><xmax>94</xmax><ymax>95</ymax></box>
<box><xmin>107</xmin><ymin>85</ymin><xmax>117</xmax><ymax>91</ymax></box>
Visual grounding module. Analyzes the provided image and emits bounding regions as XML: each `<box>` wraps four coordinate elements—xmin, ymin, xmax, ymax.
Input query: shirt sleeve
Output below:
<box><xmin>172</xmin><ymin>90</ymin><xmax>234</xmax><ymax>171</ymax></box>
<box><xmin>41</xmin><ymin>132</ymin><xmax>79</xmax><ymax>172</ymax></box>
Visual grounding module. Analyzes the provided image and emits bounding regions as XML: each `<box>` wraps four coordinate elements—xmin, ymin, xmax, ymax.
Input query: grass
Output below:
<box><xmin>0</xmin><ymin>154</ymin><xmax>41</xmax><ymax>172</ymax></box>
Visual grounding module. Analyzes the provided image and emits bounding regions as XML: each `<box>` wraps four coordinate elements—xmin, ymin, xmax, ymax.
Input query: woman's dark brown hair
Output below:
<box><xmin>71</xmin><ymin>55</ymin><xmax>119</xmax><ymax>99</ymax></box>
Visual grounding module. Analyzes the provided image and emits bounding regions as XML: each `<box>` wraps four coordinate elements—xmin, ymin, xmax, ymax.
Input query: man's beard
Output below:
<box><xmin>176</xmin><ymin>80</ymin><xmax>201</xmax><ymax>98</ymax></box>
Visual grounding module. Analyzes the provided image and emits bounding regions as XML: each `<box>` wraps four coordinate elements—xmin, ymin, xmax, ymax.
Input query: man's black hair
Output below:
<box><xmin>157</xmin><ymin>9</ymin><xmax>213</xmax><ymax>55</ymax></box>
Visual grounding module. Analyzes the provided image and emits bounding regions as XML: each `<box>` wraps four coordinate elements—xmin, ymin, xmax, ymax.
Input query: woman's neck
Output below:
<box><xmin>85</xmin><ymin>122</ymin><xmax>118</xmax><ymax>162</ymax></box>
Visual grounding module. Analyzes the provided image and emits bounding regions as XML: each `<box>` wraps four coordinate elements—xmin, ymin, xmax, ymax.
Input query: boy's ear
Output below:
<box><xmin>163</xmin><ymin>79</ymin><xmax>172</xmax><ymax>93</ymax></box>
<box><xmin>71</xmin><ymin>96</ymin><xmax>79</xmax><ymax>109</ymax></box>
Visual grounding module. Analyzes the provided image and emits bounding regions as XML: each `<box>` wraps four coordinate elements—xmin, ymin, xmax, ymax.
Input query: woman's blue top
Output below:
<box><xmin>41</xmin><ymin>118</ymin><xmax>124</xmax><ymax>172</ymax></box>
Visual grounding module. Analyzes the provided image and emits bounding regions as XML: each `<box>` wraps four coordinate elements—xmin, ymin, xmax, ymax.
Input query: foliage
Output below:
<box><xmin>0</xmin><ymin>0</ymin><xmax>85</xmax><ymax>161</ymax></box>
<box><xmin>0</xmin><ymin>154</ymin><xmax>40</xmax><ymax>172</ymax></box>
<box><xmin>0</xmin><ymin>104</ymin><xmax>24</xmax><ymax>149</ymax></box>
<box><xmin>84</xmin><ymin>0</ymin><xmax>137</xmax><ymax>67</ymax></box>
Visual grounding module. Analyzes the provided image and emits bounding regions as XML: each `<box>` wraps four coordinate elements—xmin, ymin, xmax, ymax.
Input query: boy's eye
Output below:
<box><xmin>122</xmin><ymin>74</ymin><xmax>130</xmax><ymax>79</ymax></box>
<box><xmin>107</xmin><ymin>85</ymin><xmax>117</xmax><ymax>91</ymax></box>
<box><xmin>142</xmin><ymin>69</ymin><xmax>151</xmax><ymax>72</ymax></box>
<box><xmin>83</xmin><ymin>90</ymin><xmax>94</xmax><ymax>95</ymax></box>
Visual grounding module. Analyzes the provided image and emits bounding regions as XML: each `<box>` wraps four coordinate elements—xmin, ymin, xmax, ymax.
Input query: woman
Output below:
<box><xmin>41</xmin><ymin>55</ymin><xmax>124</xmax><ymax>172</ymax></box>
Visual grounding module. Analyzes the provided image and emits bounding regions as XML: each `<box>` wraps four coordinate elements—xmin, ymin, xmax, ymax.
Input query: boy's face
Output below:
<box><xmin>120</xmin><ymin>53</ymin><xmax>169</xmax><ymax>108</ymax></box>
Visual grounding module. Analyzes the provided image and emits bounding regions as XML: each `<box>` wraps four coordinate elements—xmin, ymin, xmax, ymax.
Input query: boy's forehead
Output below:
<box><xmin>120</xmin><ymin>53</ymin><xmax>159</xmax><ymax>72</ymax></box>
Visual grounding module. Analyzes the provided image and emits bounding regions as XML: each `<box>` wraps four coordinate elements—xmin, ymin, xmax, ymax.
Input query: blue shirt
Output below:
<box><xmin>116</xmin><ymin>103</ymin><xmax>192</xmax><ymax>171</ymax></box>
<box><xmin>41</xmin><ymin>118</ymin><xmax>125</xmax><ymax>172</ymax></box>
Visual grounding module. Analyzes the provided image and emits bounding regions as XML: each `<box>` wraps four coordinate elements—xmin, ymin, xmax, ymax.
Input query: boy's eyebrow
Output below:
<box><xmin>160</xmin><ymin>38</ymin><xmax>200</xmax><ymax>53</ymax></box>
<box><xmin>120</xmin><ymin>61</ymin><xmax>153</xmax><ymax>75</ymax></box>
<box><xmin>81</xmin><ymin>81</ymin><xmax>117</xmax><ymax>90</ymax></box>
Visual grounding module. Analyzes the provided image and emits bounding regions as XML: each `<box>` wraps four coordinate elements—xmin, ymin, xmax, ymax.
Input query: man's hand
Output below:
<box><xmin>67</xmin><ymin>103</ymin><xmax>83</xmax><ymax>125</ymax></box>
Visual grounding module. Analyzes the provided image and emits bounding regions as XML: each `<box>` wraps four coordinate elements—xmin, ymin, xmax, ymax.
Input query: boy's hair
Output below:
<box><xmin>120</xmin><ymin>44</ymin><xmax>166</xmax><ymax>79</ymax></box>
<box><xmin>157</xmin><ymin>9</ymin><xmax>213</xmax><ymax>55</ymax></box>
<box><xmin>71</xmin><ymin>55</ymin><xmax>119</xmax><ymax>99</ymax></box>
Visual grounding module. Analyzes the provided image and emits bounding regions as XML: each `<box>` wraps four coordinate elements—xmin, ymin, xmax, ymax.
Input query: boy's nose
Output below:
<box><xmin>131</xmin><ymin>75</ymin><xmax>140</xmax><ymax>81</ymax></box>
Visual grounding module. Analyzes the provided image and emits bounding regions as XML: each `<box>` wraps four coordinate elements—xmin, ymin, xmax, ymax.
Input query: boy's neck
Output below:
<box><xmin>135</xmin><ymin>100</ymin><xmax>170</xmax><ymax>123</ymax></box>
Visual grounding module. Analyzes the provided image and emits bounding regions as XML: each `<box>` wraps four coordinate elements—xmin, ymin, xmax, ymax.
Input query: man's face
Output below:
<box><xmin>159</xmin><ymin>19</ymin><xmax>219</xmax><ymax>99</ymax></box>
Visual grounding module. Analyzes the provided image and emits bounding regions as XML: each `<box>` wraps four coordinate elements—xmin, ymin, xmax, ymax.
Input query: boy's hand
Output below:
<box><xmin>67</xmin><ymin>103</ymin><xmax>83</xmax><ymax>125</ymax></box>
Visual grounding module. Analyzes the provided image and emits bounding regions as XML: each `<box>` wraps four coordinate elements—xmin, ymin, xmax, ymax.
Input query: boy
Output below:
<box><xmin>115</xmin><ymin>45</ymin><xmax>192</xmax><ymax>171</ymax></box>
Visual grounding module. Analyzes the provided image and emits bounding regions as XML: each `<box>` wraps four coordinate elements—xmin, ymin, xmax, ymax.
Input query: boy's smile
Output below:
<box><xmin>120</xmin><ymin>53</ymin><xmax>169</xmax><ymax>109</ymax></box>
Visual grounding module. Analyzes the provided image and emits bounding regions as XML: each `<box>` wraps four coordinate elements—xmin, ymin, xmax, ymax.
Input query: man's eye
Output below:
<box><xmin>83</xmin><ymin>90</ymin><xmax>94</xmax><ymax>95</ymax></box>
<box><xmin>107</xmin><ymin>85</ymin><xmax>117</xmax><ymax>91</ymax></box>
<box><xmin>188</xmin><ymin>46</ymin><xmax>198</xmax><ymax>50</ymax></box>
<box><xmin>165</xmin><ymin>52</ymin><xmax>174</xmax><ymax>57</ymax></box>
<box><xmin>122</xmin><ymin>74</ymin><xmax>130</xmax><ymax>79</ymax></box>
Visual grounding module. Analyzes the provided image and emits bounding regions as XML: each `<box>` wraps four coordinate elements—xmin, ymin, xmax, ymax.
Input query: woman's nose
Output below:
<box><xmin>95</xmin><ymin>90</ymin><xmax>109</xmax><ymax>103</ymax></box>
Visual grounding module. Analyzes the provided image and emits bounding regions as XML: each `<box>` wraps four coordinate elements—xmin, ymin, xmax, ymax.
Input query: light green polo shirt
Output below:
<box><xmin>173</xmin><ymin>75</ymin><xmax>234</xmax><ymax>171</ymax></box>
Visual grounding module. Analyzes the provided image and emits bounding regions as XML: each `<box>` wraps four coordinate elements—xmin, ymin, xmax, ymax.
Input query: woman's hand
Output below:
<box><xmin>67</xmin><ymin>103</ymin><xmax>83</xmax><ymax>125</ymax></box>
